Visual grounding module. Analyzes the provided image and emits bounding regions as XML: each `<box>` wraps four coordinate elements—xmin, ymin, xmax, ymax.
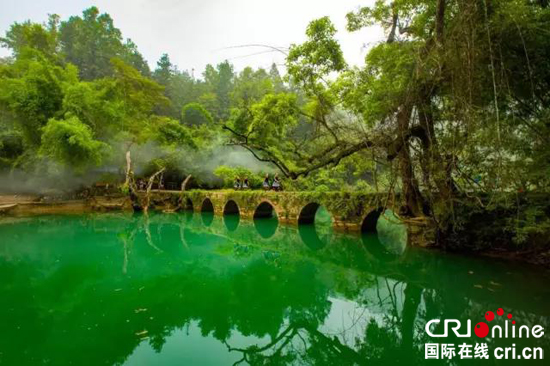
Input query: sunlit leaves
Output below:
<box><xmin>287</xmin><ymin>17</ymin><xmax>347</xmax><ymax>88</ymax></box>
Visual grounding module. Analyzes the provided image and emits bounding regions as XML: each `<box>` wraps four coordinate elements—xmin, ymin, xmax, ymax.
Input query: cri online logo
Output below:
<box><xmin>425</xmin><ymin>308</ymin><xmax>545</xmax><ymax>339</ymax></box>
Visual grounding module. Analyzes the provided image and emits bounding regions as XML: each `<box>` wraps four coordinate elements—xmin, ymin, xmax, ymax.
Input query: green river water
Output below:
<box><xmin>0</xmin><ymin>211</ymin><xmax>548</xmax><ymax>365</ymax></box>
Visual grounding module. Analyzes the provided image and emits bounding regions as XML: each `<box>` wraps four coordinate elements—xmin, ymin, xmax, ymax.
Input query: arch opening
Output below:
<box><xmin>361</xmin><ymin>209</ymin><xmax>407</xmax><ymax>260</ymax></box>
<box><xmin>254</xmin><ymin>201</ymin><xmax>275</xmax><ymax>219</ymax></box>
<box><xmin>297</xmin><ymin>203</ymin><xmax>332</xmax><ymax>251</ymax></box>
<box><xmin>223</xmin><ymin>200</ymin><xmax>240</xmax><ymax>215</ymax></box>
<box><xmin>361</xmin><ymin>208</ymin><xmax>384</xmax><ymax>234</ymax></box>
<box><xmin>184</xmin><ymin>198</ymin><xmax>194</xmax><ymax>211</ymax></box>
<box><xmin>223</xmin><ymin>200</ymin><xmax>240</xmax><ymax>232</ymax></box>
<box><xmin>200</xmin><ymin>198</ymin><xmax>214</xmax><ymax>227</ymax></box>
<box><xmin>253</xmin><ymin>202</ymin><xmax>278</xmax><ymax>239</ymax></box>
<box><xmin>298</xmin><ymin>202</ymin><xmax>320</xmax><ymax>224</ymax></box>
<box><xmin>201</xmin><ymin>198</ymin><xmax>214</xmax><ymax>213</ymax></box>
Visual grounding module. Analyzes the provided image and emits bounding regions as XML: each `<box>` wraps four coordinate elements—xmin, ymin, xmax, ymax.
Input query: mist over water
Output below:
<box><xmin>0</xmin><ymin>141</ymin><xmax>274</xmax><ymax>194</ymax></box>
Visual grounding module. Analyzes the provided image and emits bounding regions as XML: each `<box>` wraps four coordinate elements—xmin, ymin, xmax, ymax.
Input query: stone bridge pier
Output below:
<box><xmin>157</xmin><ymin>190</ymin><xmax>438</xmax><ymax>247</ymax></box>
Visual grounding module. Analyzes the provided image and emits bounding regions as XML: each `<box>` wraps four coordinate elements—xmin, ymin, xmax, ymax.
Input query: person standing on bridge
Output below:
<box><xmin>242</xmin><ymin>177</ymin><xmax>250</xmax><ymax>190</ymax></box>
<box><xmin>233</xmin><ymin>177</ymin><xmax>241</xmax><ymax>190</ymax></box>
<box><xmin>272</xmin><ymin>174</ymin><xmax>282</xmax><ymax>191</ymax></box>
<box><xmin>262</xmin><ymin>174</ymin><xmax>271</xmax><ymax>190</ymax></box>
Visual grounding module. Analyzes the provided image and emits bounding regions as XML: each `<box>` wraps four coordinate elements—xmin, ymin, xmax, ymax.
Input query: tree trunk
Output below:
<box><xmin>397</xmin><ymin>105</ymin><xmax>427</xmax><ymax>217</ymax></box>
<box><xmin>142</xmin><ymin>167</ymin><xmax>166</xmax><ymax>214</ymax></box>
<box><xmin>125</xmin><ymin>150</ymin><xmax>132</xmax><ymax>187</ymax></box>
<box><xmin>181</xmin><ymin>175</ymin><xmax>192</xmax><ymax>191</ymax></box>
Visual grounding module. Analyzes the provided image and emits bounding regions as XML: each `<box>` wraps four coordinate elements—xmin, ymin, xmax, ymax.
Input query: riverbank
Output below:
<box><xmin>0</xmin><ymin>194</ymin><xmax>132</xmax><ymax>215</ymax></box>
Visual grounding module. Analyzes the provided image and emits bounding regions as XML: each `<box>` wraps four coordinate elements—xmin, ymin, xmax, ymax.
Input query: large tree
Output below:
<box><xmin>224</xmin><ymin>0</ymin><xmax>550</xmax><ymax>223</ymax></box>
<box><xmin>59</xmin><ymin>6</ymin><xmax>150</xmax><ymax>79</ymax></box>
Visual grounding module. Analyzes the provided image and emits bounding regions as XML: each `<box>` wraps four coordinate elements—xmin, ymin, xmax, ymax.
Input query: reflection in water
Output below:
<box><xmin>183</xmin><ymin>210</ymin><xmax>194</xmax><ymax>222</ymax></box>
<box><xmin>201</xmin><ymin>211</ymin><xmax>214</xmax><ymax>226</ymax></box>
<box><xmin>361</xmin><ymin>209</ymin><xmax>407</xmax><ymax>260</ymax></box>
<box><xmin>224</xmin><ymin>214</ymin><xmax>240</xmax><ymax>232</ymax></box>
<box><xmin>376</xmin><ymin>209</ymin><xmax>407</xmax><ymax>254</ymax></box>
<box><xmin>298</xmin><ymin>205</ymin><xmax>332</xmax><ymax>250</ymax></box>
<box><xmin>254</xmin><ymin>216</ymin><xmax>278</xmax><ymax>239</ymax></box>
<box><xmin>361</xmin><ymin>233</ymin><xmax>399</xmax><ymax>262</ymax></box>
<box><xmin>298</xmin><ymin>224</ymin><xmax>326</xmax><ymax>251</ymax></box>
<box><xmin>0</xmin><ymin>213</ymin><xmax>548</xmax><ymax>366</ymax></box>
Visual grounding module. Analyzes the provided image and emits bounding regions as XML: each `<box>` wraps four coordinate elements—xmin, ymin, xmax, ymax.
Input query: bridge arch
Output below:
<box><xmin>184</xmin><ymin>198</ymin><xmax>194</xmax><ymax>211</ymax></box>
<box><xmin>253</xmin><ymin>201</ymin><xmax>277</xmax><ymax>219</ymax></box>
<box><xmin>298</xmin><ymin>202</ymin><xmax>333</xmax><ymax>226</ymax></box>
<box><xmin>361</xmin><ymin>208</ymin><xmax>384</xmax><ymax>233</ymax></box>
<box><xmin>223</xmin><ymin>200</ymin><xmax>240</xmax><ymax>215</ymax></box>
<box><xmin>201</xmin><ymin>198</ymin><xmax>214</xmax><ymax>213</ymax></box>
<box><xmin>297</xmin><ymin>202</ymin><xmax>332</xmax><ymax>250</ymax></box>
<box><xmin>253</xmin><ymin>201</ymin><xmax>278</xmax><ymax>239</ymax></box>
<box><xmin>361</xmin><ymin>208</ymin><xmax>407</xmax><ymax>261</ymax></box>
<box><xmin>223</xmin><ymin>200</ymin><xmax>240</xmax><ymax>232</ymax></box>
<box><xmin>298</xmin><ymin>202</ymin><xmax>320</xmax><ymax>224</ymax></box>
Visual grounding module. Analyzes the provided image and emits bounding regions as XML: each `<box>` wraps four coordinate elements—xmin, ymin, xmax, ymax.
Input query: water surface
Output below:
<box><xmin>0</xmin><ymin>212</ymin><xmax>548</xmax><ymax>365</ymax></box>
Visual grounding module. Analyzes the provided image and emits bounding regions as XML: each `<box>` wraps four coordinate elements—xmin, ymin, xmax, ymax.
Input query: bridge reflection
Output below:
<box><xmin>254</xmin><ymin>216</ymin><xmax>278</xmax><ymax>239</ymax></box>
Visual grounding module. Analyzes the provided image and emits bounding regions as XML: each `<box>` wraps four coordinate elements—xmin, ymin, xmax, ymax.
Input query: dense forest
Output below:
<box><xmin>0</xmin><ymin>2</ymin><xmax>549</xmax><ymax>250</ymax></box>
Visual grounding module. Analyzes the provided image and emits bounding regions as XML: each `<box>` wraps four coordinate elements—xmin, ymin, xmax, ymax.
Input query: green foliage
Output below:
<box><xmin>39</xmin><ymin>116</ymin><xmax>109</xmax><ymax>170</ymax></box>
<box><xmin>213</xmin><ymin>165</ymin><xmax>264</xmax><ymax>188</ymax></box>
<box><xmin>181</xmin><ymin>102</ymin><xmax>214</xmax><ymax>125</ymax></box>
<box><xmin>150</xmin><ymin>117</ymin><xmax>196</xmax><ymax>148</ymax></box>
<box><xmin>0</xmin><ymin>15</ymin><xmax>60</xmax><ymax>59</ymax></box>
<box><xmin>59</xmin><ymin>6</ymin><xmax>150</xmax><ymax>79</ymax></box>
<box><xmin>0</xmin><ymin>49</ymin><xmax>78</xmax><ymax>145</ymax></box>
<box><xmin>287</xmin><ymin>17</ymin><xmax>347</xmax><ymax>88</ymax></box>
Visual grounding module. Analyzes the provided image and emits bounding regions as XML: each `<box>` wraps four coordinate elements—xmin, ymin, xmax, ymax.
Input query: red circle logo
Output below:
<box><xmin>474</xmin><ymin>322</ymin><xmax>489</xmax><ymax>338</ymax></box>
<box><xmin>497</xmin><ymin>308</ymin><xmax>504</xmax><ymax>316</ymax></box>
<box><xmin>485</xmin><ymin>311</ymin><xmax>495</xmax><ymax>322</ymax></box>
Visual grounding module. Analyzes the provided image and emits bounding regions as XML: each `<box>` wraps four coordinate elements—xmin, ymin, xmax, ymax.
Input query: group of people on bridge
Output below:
<box><xmin>234</xmin><ymin>174</ymin><xmax>282</xmax><ymax>191</ymax></box>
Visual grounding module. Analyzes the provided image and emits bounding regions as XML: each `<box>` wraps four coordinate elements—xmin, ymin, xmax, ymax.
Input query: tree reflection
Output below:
<box><xmin>0</xmin><ymin>214</ymin><xmax>548</xmax><ymax>365</ymax></box>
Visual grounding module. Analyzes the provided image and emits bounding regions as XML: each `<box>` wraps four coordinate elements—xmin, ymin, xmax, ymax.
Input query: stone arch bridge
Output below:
<box><xmin>146</xmin><ymin>190</ymin><xmax>436</xmax><ymax>247</ymax></box>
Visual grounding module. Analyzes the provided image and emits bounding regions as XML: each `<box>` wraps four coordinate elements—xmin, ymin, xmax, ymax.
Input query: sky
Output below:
<box><xmin>0</xmin><ymin>0</ymin><xmax>384</xmax><ymax>75</ymax></box>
